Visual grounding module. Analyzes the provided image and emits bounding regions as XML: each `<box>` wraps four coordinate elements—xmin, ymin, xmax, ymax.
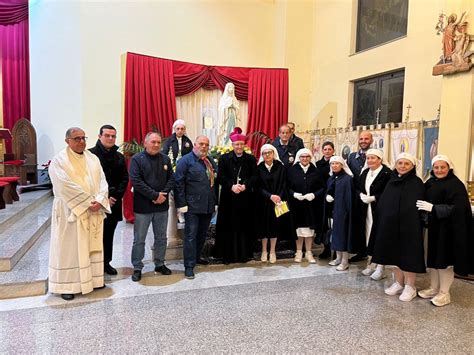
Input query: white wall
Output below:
<box><xmin>30</xmin><ymin>0</ymin><xmax>277</xmax><ymax>163</ymax></box>
<box><xmin>29</xmin><ymin>0</ymin><xmax>83</xmax><ymax>164</ymax></box>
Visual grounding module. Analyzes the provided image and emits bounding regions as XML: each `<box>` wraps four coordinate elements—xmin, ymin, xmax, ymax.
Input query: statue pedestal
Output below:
<box><xmin>164</xmin><ymin>193</ymin><xmax>184</xmax><ymax>260</ymax></box>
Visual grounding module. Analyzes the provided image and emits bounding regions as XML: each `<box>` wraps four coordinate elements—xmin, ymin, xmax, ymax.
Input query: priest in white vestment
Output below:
<box><xmin>48</xmin><ymin>127</ymin><xmax>111</xmax><ymax>301</ymax></box>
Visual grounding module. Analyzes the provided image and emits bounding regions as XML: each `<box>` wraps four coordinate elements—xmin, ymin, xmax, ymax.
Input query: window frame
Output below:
<box><xmin>352</xmin><ymin>69</ymin><xmax>405</xmax><ymax>126</ymax></box>
<box><xmin>355</xmin><ymin>0</ymin><xmax>409</xmax><ymax>53</ymax></box>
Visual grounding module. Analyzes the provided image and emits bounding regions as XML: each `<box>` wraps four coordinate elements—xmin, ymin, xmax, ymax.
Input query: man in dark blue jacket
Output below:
<box><xmin>174</xmin><ymin>135</ymin><xmax>218</xmax><ymax>279</ymax></box>
<box><xmin>272</xmin><ymin>124</ymin><xmax>298</xmax><ymax>168</ymax></box>
<box><xmin>129</xmin><ymin>132</ymin><xmax>175</xmax><ymax>282</ymax></box>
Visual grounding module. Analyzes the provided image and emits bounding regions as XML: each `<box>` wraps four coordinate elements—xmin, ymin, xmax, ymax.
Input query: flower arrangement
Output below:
<box><xmin>209</xmin><ymin>145</ymin><xmax>252</xmax><ymax>164</ymax></box>
<box><xmin>119</xmin><ymin>139</ymin><xmax>144</xmax><ymax>158</ymax></box>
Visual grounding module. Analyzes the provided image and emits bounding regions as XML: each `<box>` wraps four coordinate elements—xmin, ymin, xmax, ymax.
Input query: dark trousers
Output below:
<box><xmin>103</xmin><ymin>216</ymin><xmax>119</xmax><ymax>264</ymax></box>
<box><xmin>183</xmin><ymin>212</ymin><xmax>212</xmax><ymax>268</ymax></box>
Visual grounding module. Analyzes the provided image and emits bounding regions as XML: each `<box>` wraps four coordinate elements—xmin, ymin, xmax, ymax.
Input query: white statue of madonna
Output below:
<box><xmin>217</xmin><ymin>82</ymin><xmax>241</xmax><ymax>146</ymax></box>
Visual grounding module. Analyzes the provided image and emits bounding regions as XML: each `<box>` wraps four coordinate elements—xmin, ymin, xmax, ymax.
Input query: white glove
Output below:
<box><xmin>416</xmin><ymin>200</ymin><xmax>433</xmax><ymax>212</ymax></box>
<box><xmin>360</xmin><ymin>193</ymin><xmax>375</xmax><ymax>204</ymax></box>
<box><xmin>215</xmin><ymin>205</ymin><xmax>218</xmax><ymax>212</ymax></box>
<box><xmin>326</xmin><ymin>195</ymin><xmax>334</xmax><ymax>203</ymax></box>
<box><xmin>293</xmin><ymin>192</ymin><xmax>305</xmax><ymax>201</ymax></box>
<box><xmin>303</xmin><ymin>193</ymin><xmax>315</xmax><ymax>201</ymax></box>
<box><xmin>178</xmin><ymin>206</ymin><xmax>188</xmax><ymax>213</ymax></box>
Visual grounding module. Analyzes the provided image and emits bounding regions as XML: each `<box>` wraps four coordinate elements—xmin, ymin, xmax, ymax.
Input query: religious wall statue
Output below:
<box><xmin>217</xmin><ymin>82</ymin><xmax>241</xmax><ymax>146</ymax></box>
<box><xmin>433</xmin><ymin>12</ymin><xmax>474</xmax><ymax>76</ymax></box>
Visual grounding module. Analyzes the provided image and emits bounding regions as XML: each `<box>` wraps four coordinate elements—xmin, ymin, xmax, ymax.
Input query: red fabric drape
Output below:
<box><xmin>0</xmin><ymin>10</ymin><xmax>30</xmax><ymax>153</ymax></box>
<box><xmin>247</xmin><ymin>69</ymin><xmax>288</xmax><ymax>153</ymax></box>
<box><xmin>0</xmin><ymin>1</ymin><xmax>28</xmax><ymax>25</ymax></box>
<box><xmin>124</xmin><ymin>53</ymin><xmax>177</xmax><ymax>142</ymax></box>
<box><xmin>173</xmin><ymin>60</ymin><xmax>249</xmax><ymax>100</ymax></box>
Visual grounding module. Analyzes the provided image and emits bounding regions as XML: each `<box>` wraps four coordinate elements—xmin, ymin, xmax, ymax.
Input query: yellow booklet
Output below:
<box><xmin>274</xmin><ymin>201</ymin><xmax>290</xmax><ymax>218</ymax></box>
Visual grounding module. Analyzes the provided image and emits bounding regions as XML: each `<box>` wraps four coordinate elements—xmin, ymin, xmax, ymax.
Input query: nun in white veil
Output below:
<box><xmin>217</xmin><ymin>82</ymin><xmax>241</xmax><ymax>146</ymax></box>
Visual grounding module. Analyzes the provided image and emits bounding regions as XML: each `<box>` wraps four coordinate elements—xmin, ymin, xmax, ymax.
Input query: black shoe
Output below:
<box><xmin>61</xmin><ymin>294</ymin><xmax>75</xmax><ymax>301</ymax></box>
<box><xmin>349</xmin><ymin>253</ymin><xmax>368</xmax><ymax>263</ymax></box>
<box><xmin>104</xmin><ymin>263</ymin><xmax>118</xmax><ymax>275</ymax></box>
<box><xmin>155</xmin><ymin>265</ymin><xmax>172</xmax><ymax>275</ymax></box>
<box><xmin>318</xmin><ymin>247</ymin><xmax>331</xmax><ymax>259</ymax></box>
<box><xmin>196</xmin><ymin>258</ymin><xmax>209</xmax><ymax>265</ymax></box>
<box><xmin>132</xmin><ymin>270</ymin><xmax>142</xmax><ymax>282</ymax></box>
<box><xmin>184</xmin><ymin>268</ymin><xmax>195</xmax><ymax>279</ymax></box>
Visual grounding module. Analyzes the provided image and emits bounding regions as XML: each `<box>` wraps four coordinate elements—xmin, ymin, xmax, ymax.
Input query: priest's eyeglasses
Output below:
<box><xmin>68</xmin><ymin>136</ymin><xmax>88</xmax><ymax>142</ymax></box>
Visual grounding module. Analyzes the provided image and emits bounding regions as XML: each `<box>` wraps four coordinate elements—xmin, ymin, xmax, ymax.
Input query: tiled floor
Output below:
<box><xmin>0</xmin><ymin>222</ymin><xmax>473</xmax><ymax>353</ymax></box>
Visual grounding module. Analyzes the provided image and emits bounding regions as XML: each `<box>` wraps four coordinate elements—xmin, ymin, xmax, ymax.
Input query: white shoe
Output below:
<box><xmin>384</xmin><ymin>281</ymin><xmax>404</xmax><ymax>296</ymax></box>
<box><xmin>261</xmin><ymin>252</ymin><xmax>268</xmax><ymax>262</ymax></box>
<box><xmin>269</xmin><ymin>253</ymin><xmax>277</xmax><ymax>264</ymax></box>
<box><xmin>418</xmin><ymin>288</ymin><xmax>439</xmax><ymax>299</ymax></box>
<box><xmin>328</xmin><ymin>259</ymin><xmax>341</xmax><ymax>266</ymax></box>
<box><xmin>336</xmin><ymin>263</ymin><xmax>349</xmax><ymax>271</ymax></box>
<box><xmin>305</xmin><ymin>251</ymin><xmax>316</xmax><ymax>264</ymax></box>
<box><xmin>294</xmin><ymin>251</ymin><xmax>303</xmax><ymax>263</ymax></box>
<box><xmin>370</xmin><ymin>269</ymin><xmax>385</xmax><ymax>281</ymax></box>
<box><xmin>431</xmin><ymin>291</ymin><xmax>451</xmax><ymax>307</ymax></box>
<box><xmin>399</xmin><ymin>285</ymin><xmax>417</xmax><ymax>302</ymax></box>
<box><xmin>362</xmin><ymin>267</ymin><xmax>375</xmax><ymax>276</ymax></box>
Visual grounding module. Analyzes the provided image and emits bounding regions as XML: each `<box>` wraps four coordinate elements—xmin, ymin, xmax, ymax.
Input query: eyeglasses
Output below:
<box><xmin>68</xmin><ymin>136</ymin><xmax>88</xmax><ymax>142</ymax></box>
<box><xmin>300</xmin><ymin>155</ymin><xmax>311</xmax><ymax>159</ymax></box>
<box><xmin>262</xmin><ymin>151</ymin><xmax>273</xmax><ymax>156</ymax></box>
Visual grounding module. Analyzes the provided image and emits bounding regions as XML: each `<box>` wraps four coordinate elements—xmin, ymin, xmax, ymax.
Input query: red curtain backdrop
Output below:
<box><xmin>123</xmin><ymin>52</ymin><xmax>288</xmax><ymax>222</ymax></box>
<box><xmin>0</xmin><ymin>0</ymin><xmax>30</xmax><ymax>153</ymax></box>
<box><xmin>247</xmin><ymin>68</ymin><xmax>289</xmax><ymax>150</ymax></box>
<box><xmin>124</xmin><ymin>53</ymin><xmax>177</xmax><ymax>143</ymax></box>
<box><xmin>124</xmin><ymin>52</ymin><xmax>288</xmax><ymax>142</ymax></box>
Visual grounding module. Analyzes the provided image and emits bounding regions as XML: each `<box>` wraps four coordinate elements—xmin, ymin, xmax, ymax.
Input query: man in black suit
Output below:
<box><xmin>287</xmin><ymin>121</ymin><xmax>304</xmax><ymax>151</ymax></box>
<box><xmin>89</xmin><ymin>125</ymin><xmax>129</xmax><ymax>275</ymax></box>
<box><xmin>174</xmin><ymin>135</ymin><xmax>218</xmax><ymax>279</ymax></box>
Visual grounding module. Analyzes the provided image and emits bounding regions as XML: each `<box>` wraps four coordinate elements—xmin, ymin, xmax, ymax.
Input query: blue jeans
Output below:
<box><xmin>131</xmin><ymin>211</ymin><xmax>168</xmax><ymax>271</ymax></box>
<box><xmin>183</xmin><ymin>212</ymin><xmax>212</xmax><ymax>268</ymax></box>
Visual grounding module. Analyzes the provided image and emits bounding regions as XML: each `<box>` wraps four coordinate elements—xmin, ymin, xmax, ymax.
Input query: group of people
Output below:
<box><xmin>48</xmin><ymin>121</ymin><xmax>472</xmax><ymax>308</ymax></box>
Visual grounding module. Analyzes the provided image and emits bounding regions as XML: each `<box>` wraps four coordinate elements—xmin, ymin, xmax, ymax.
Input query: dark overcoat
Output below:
<box><xmin>215</xmin><ymin>152</ymin><xmax>258</xmax><ymax>263</ymax></box>
<box><xmin>256</xmin><ymin>160</ymin><xmax>294</xmax><ymax>240</ymax></box>
<box><xmin>162</xmin><ymin>133</ymin><xmax>193</xmax><ymax>160</ymax></box>
<box><xmin>314</xmin><ymin>157</ymin><xmax>331</xmax><ymax>241</ymax></box>
<box><xmin>350</xmin><ymin>165</ymin><xmax>391</xmax><ymax>253</ymax></box>
<box><xmin>425</xmin><ymin>170</ymin><xmax>473</xmax><ymax>276</ymax></box>
<box><xmin>323</xmin><ymin>171</ymin><xmax>353</xmax><ymax>251</ymax></box>
<box><xmin>370</xmin><ymin>169</ymin><xmax>426</xmax><ymax>273</ymax></box>
<box><xmin>89</xmin><ymin>140</ymin><xmax>129</xmax><ymax>221</ymax></box>
<box><xmin>287</xmin><ymin>163</ymin><xmax>325</xmax><ymax>230</ymax></box>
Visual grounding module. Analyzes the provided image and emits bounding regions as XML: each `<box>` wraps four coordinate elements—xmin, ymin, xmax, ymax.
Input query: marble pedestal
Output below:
<box><xmin>164</xmin><ymin>194</ymin><xmax>184</xmax><ymax>260</ymax></box>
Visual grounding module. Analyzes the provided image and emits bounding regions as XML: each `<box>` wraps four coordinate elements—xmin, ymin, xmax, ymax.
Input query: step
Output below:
<box><xmin>0</xmin><ymin>226</ymin><xmax>50</xmax><ymax>299</ymax></box>
<box><xmin>0</xmin><ymin>189</ymin><xmax>52</xmax><ymax>234</ymax></box>
<box><xmin>0</xmin><ymin>198</ymin><xmax>53</xmax><ymax>271</ymax></box>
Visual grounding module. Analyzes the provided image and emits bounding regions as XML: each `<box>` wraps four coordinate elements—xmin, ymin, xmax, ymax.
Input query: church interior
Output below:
<box><xmin>0</xmin><ymin>0</ymin><xmax>473</xmax><ymax>353</ymax></box>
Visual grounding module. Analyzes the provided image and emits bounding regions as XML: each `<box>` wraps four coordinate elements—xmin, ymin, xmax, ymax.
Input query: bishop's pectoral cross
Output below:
<box><xmin>375</xmin><ymin>108</ymin><xmax>381</xmax><ymax>125</ymax></box>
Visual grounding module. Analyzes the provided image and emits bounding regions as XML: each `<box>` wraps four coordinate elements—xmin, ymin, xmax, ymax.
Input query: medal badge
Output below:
<box><xmin>164</xmin><ymin>164</ymin><xmax>168</xmax><ymax>171</ymax></box>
